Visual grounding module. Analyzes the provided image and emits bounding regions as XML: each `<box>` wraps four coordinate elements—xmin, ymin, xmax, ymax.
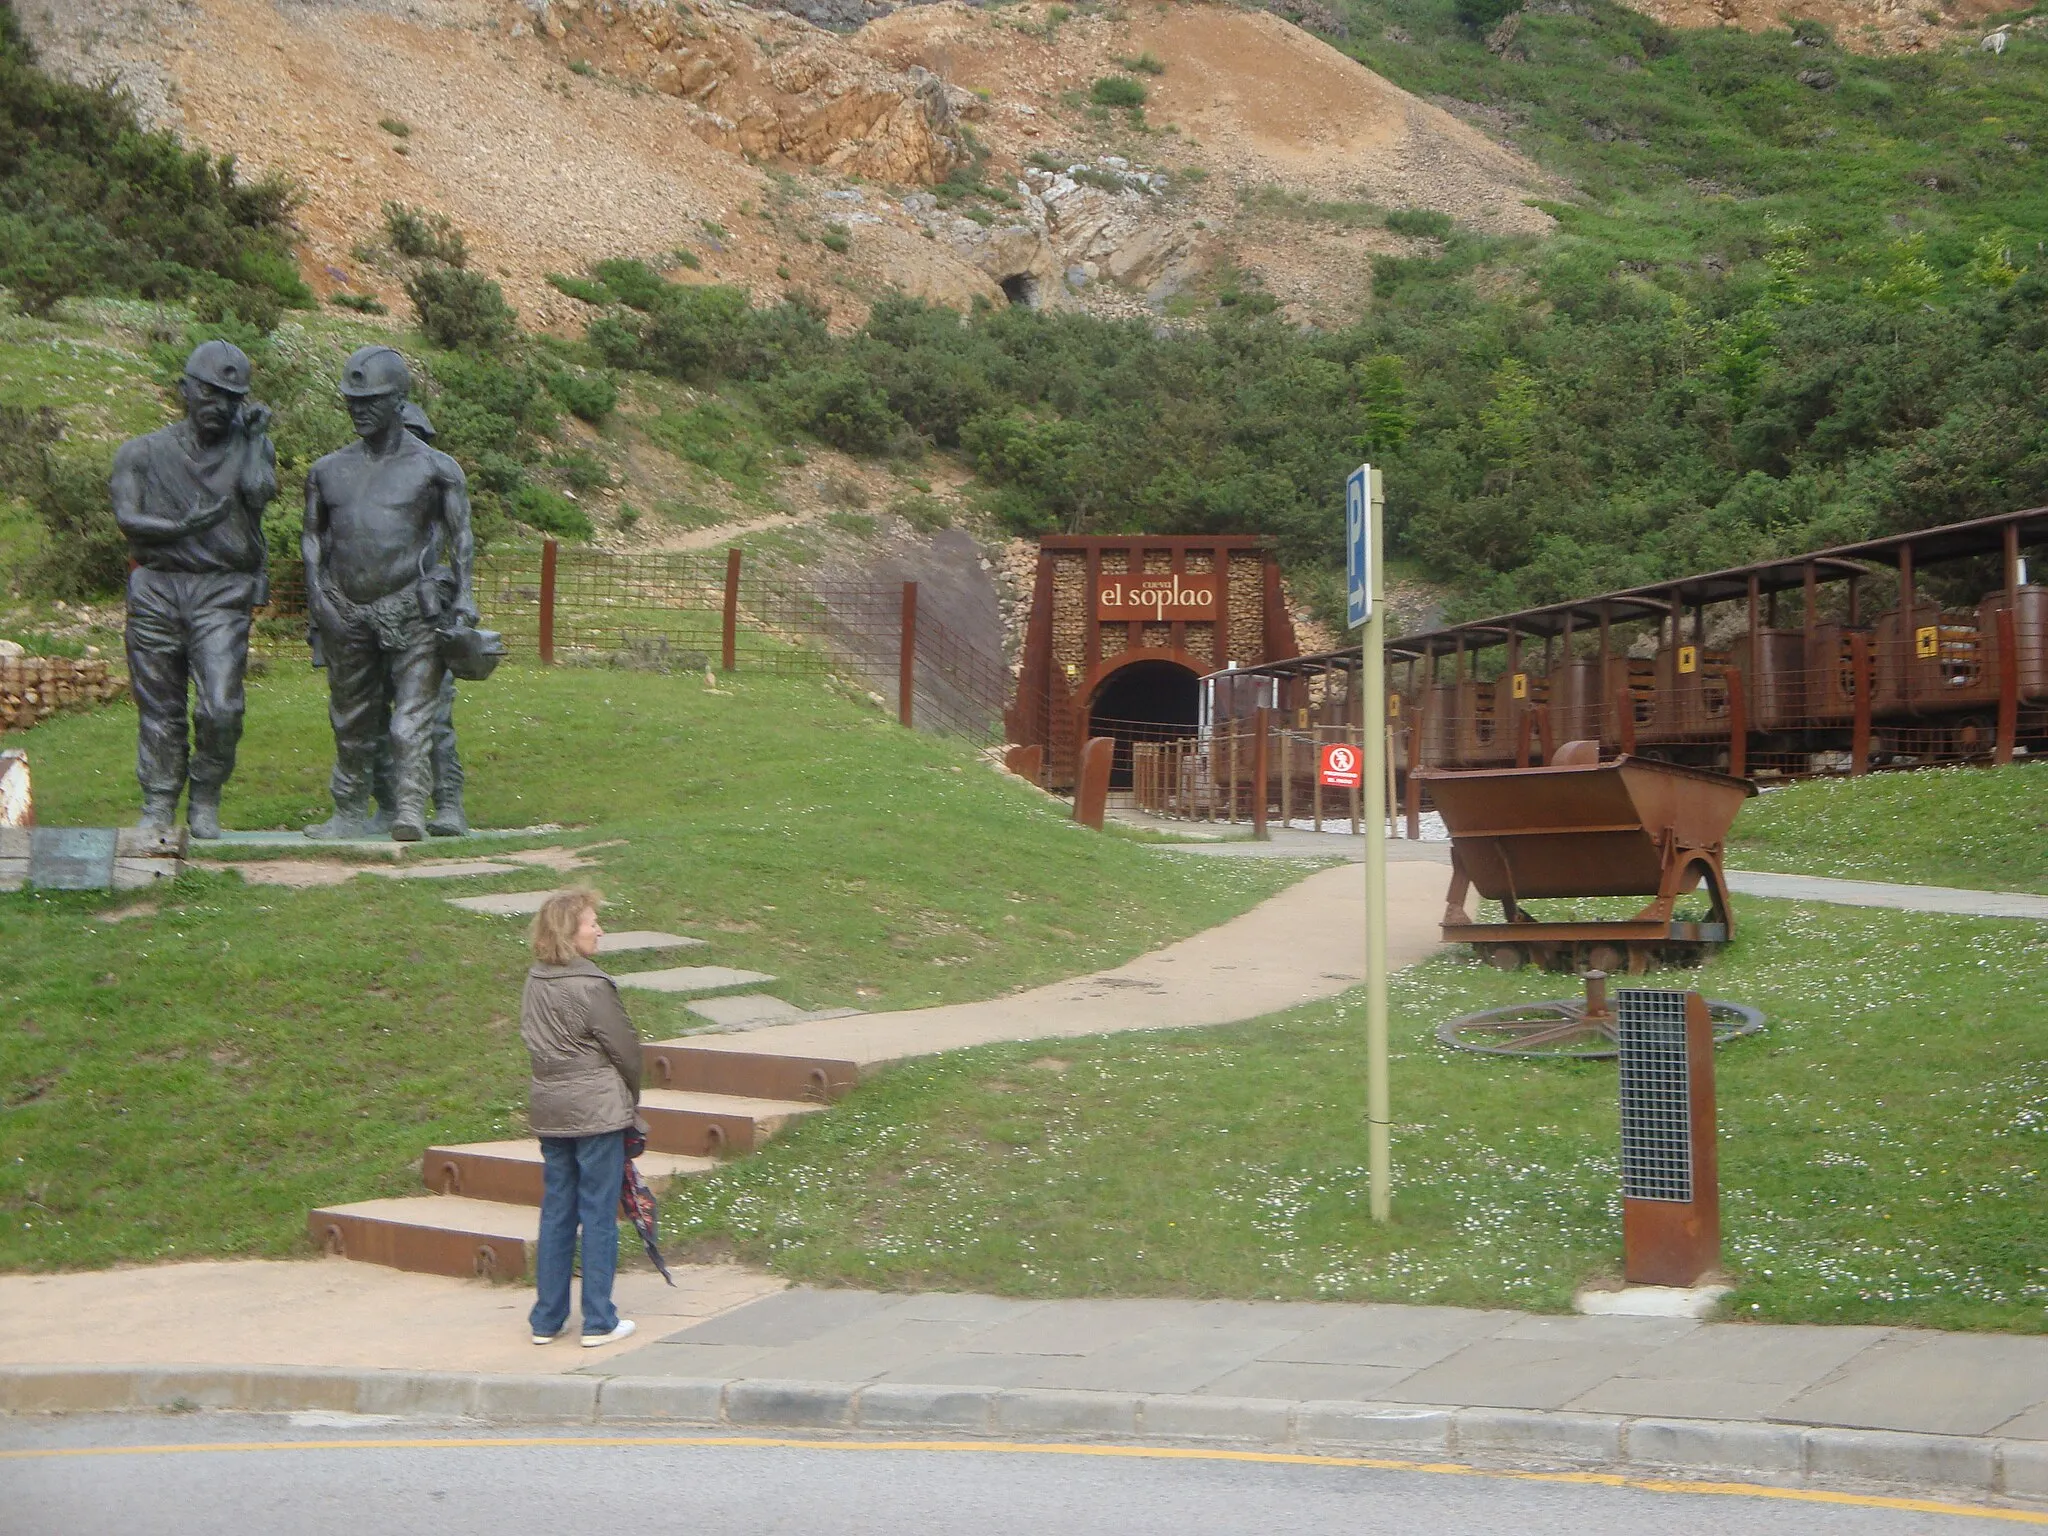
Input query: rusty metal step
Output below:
<box><xmin>643</xmin><ymin>1041</ymin><xmax>861</xmax><ymax>1104</ymax></box>
<box><xmin>638</xmin><ymin>1088</ymin><xmax>826</xmax><ymax>1157</ymax></box>
<box><xmin>420</xmin><ymin>1139</ymin><xmax>718</xmax><ymax>1205</ymax></box>
<box><xmin>308</xmin><ymin>1196</ymin><xmax>537</xmax><ymax>1281</ymax></box>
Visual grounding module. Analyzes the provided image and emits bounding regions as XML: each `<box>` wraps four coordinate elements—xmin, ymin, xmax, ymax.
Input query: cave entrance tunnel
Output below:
<box><xmin>1088</xmin><ymin>659</ymin><xmax>1201</xmax><ymax>789</ymax></box>
<box><xmin>999</xmin><ymin>272</ymin><xmax>1041</xmax><ymax>309</ymax></box>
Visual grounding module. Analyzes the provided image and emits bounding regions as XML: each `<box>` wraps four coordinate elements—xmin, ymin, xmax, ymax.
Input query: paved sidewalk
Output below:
<box><xmin>594</xmin><ymin>1286</ymin><xmax>2048</xmax><ymax>1442</ymax></box>
<box><xmin>1133</xmin><ymin>819</ymin><xmax>2048</xmax><ymax>921</ymax></box>
<box><xmin>1722</xmin><ymin>869</ymin><xmax>2048</xmax><ymax>920</ymax></box>
<box><xmin>675</xmin><ymin>861</ymin><xmax>1450</xmax><ymax>1068</ymax></box>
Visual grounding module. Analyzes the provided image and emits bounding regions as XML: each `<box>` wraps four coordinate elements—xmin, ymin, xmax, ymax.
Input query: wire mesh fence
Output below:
<box><xmin>254</xmin><ymin>543</ymin><xmax>1011</xmax><ymax>745</ymax></box>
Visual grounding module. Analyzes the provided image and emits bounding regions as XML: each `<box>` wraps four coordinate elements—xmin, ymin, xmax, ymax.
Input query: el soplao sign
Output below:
<box><xmin>1096</xmin><ymin>572</ymin><xmax>1221</xmax><ymax>622</ymax></box>
<box><xmin>1318</xmin><ymin>743</ymin><xmax>1362</xmax><ymax>789</ymax></box>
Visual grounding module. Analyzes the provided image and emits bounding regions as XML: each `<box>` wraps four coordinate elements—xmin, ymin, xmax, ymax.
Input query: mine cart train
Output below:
<box><xmin>1248</xmin><ymin>507</ymin><xmax>2048</xmax><ymax>784</ymax></box>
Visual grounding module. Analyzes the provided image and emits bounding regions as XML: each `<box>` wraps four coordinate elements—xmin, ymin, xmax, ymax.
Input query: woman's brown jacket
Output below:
<box><xmin>519</xmin><ymin>957</ymin><xmax>643</xmax><ymax>1138</ymax></box>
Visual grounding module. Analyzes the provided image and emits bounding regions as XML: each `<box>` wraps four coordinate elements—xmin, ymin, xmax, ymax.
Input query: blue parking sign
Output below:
<box><xmin>1346</xmin><ymin>464</ymin><xmax>1372</xmax><ymax>629</ymax></box>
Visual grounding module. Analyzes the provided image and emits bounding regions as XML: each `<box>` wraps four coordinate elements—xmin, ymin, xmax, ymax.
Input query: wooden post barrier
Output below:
<box><xmin>538</xmin><ymin>537</ymin><xmax>558</xmax><ymax>666</ymax></box>
<box><xmin>1615</xmin><ymin>686</ymin><xmax>1636</xmax><ymax>756</ymax></box>
<box><xmin>1515</xmin><ymin>707</ymin><xmax>1533</xmax><ymax>769</ymax></box>
<box><xmin>1996</xmin><ymin>606</ymin><xmax>2019</xmax><ymax>766</ymax></box>
<box><xmin>898</xmin><ymin>580</ymin><xmax>917</xmax><ymax>728</ymax></box>
<box><xmin>1252</xmin><ymin>707</ymin><xmax>1271</xmax><ymax>841</ymax></box>
<box><xmin>1536</xmin><ymin>703</ymin><xmax>1556</xmax><ymax>765</ymax></box>
<box><xmin>1850</xmin><ymin>632</ymin><xmax>1873</xmax><ymax>775</ymax></box>
<box><xmin>721</xmin><ymin>547</ymin><xmax>741</xmax><ymax>672</ymax></box>
<box><xmin>1725</xmin><ymin>666</ymin><xmax>1747</xmax><ymax>779</ymax></box>
<box><xmin>1073</xmin><ymin>736</ymin><xmax>1114</xmax><ymax>830</ymax></box>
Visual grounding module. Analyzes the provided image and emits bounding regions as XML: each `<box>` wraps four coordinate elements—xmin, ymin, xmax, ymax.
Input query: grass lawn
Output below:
<box><xmin>1730</xmin><ymin>763</ymin><xmax>2048</xmax><ymax>895</ymax></box>
<box><xmin>0</xmin><ymin>667</ymin><xmax>1305</xmax><ymax>1271</ymax></box>
<box><xmin>666</xmin><ymin>898</ymin><xmax>2048</xmax><ymax>1334</ymax></box>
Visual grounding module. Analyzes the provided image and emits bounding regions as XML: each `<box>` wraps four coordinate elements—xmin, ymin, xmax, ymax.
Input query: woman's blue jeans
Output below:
<box><xmin>529</xmin><ymin>1130</ymin><xmax>625</xmax><ymax>1337</ymax></box>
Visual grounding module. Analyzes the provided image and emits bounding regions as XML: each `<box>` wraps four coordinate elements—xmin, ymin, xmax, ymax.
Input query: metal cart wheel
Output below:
<box><xmin>1439</xmin><ymin>978</ymin><xmax>1765</xmax><ymax>1061</ymax></box>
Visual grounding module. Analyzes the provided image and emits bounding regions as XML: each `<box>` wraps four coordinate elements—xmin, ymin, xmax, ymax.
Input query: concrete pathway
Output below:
<box><xmin>1130</xmin><ymin>818</ymin><xmax>2048</xmax><ymax>921</ymax></box>
<box><xmin>1722</xmin><ymin>869</ymin><xmax>2048</xmax><ymax>920</ymax></box>
<box><xmin>599</xmin><ymin>1285</ymin><xmax>2048</xmax><ymax>1443</ymax></box>
<box><xmin>675</xmin><ymin>861</ymin><xmax>1449</xmax><ymax>1069</ymax></box>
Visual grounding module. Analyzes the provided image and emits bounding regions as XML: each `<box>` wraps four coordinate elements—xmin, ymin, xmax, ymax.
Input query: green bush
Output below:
<box><xmin>378</xmin><ymin>117</ymin><xmax>411</xmax><ymax>138</ymax></box>
<box><xmin>546</xmin><ymin>272</ymin><xmax>614</xmax><ymax>305</ymax></box>
<box><xmin>0</xmin><ymin>5</ymin><xmax>303</xmax><ymax>319</ymax></box>
<box><xmin>382</xmin><ymin>202</ymin><xmax>468</xmax><ymax>267</ymax></box>
<box><xmin>404</xmin><ymin>266</ymin><xmax>518</xmax><ymax>351</ymax></box>
<box><xmin>1089</xmin><ymin>75</ymin><xmax>1148</xmax><ymax>109</ymax></box>
<box><xmin>551</xmin><ymin>447</ymin><xmax>609</xmax><ymax>491</ymax></box>
<box><xmin>510</xmin><ymin>483</ymin><xmax>593</xmax><ymax>539</ymax></box>
<box><xmin>1383</xmin><ymin>207</ymin><xmax>1454</xmax><ymax>240</ymax></box>
<box><xmin>1118</xmin><ymin>52</ymin><xmax>1166</xmax><ymax>75</ymax></box>
<box><xmin>590</xmin><ymin>258</ymin><xmax>674</xmax><ymax>311</ymax></box>
<box><xmin>326</xmin><ymin>292</ymin><xmax>387</xmax><ymax>314</ymax></box>
<box><xmin>820</xmin><ymin>226</ymin><xmax>851</xmax><ymax>254</ymax></box>
<box><xmin>545</xmin><ymin>368</ymin><xmax>618</xmax><ymax>424</ymax></box>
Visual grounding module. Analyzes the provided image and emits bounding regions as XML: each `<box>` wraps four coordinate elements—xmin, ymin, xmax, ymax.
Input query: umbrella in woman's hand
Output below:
<box><xmin>621</xmin><ymin>1129</ymin><xmax>674</xmax><ymax>1286</ymax></box>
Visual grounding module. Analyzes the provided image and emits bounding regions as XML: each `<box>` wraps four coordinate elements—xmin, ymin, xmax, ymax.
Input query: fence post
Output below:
<box><xmin>1851</xmin><ymin>632</ymin><xmax>1872</xmax><ymax>776</ymax></box>
<box><xmin>538</xmin><ymin>537</ymin><xmax>558</xmax><ymax>666</ymax></box>
<box><xmin>1995</xmin><ymin>607</ymin><xmax>2019</xmax><ymax>766</ymax></box>
<box><xmin>898</xmin><ymin>580</ymin><xmax>917</xmax><ymax>728</ymax></box>
<box><xmin>1279</xmin><ymin>728</ymin><xmax>1292</xmax><ymax>830</ymax></box>
<box><xmin>721</xmin><ymin>547</ymin><xmax>741</xmax><ymax>673</ymax></box>
<box><xmin>1615</xmin><ymin>686</ymin><xmax>1636</xmax><ymax>756</ymax></box>
<box><xmin>1726</xmin><ymin>666</ymin><xmax>1747</xmax><ymax>778</ymax></box>
<box><xmin>1404</xmin><ymin>701</ymin><xmax>1423</xmax><ymax>840</ymax></box>
<box><xmin>1252</xmin><ymin>708</ymin><xmax>1271</xmax><ymax>841</ymax></box>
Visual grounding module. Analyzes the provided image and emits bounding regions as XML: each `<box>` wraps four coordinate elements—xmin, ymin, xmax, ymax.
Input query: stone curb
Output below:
<box><xmin>4</xmin><ymin>1366</ymin><xmax>2042</xmax><ymax>1504</ymax></box>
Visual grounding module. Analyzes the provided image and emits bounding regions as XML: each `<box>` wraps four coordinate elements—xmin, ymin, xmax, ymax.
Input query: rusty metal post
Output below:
<box><xmin>1996</xmin><ymin>606</ymin><xmax>2019</xmax><ymax>766</ymax></box>
<box><xmin>721</xmin><ymin>546</ymin><xmax>741</xmax><ymax>673</ymax></box>
<box><xmin>1312</xmin><ymin>727</ymin><xmax>1324</xmax><ymax>832</ymax></box>
<box><xmin>1515</xmin><ymin>707</ymin><xmax>1533</xmax><ymax>768</ymax></box>
<box><xmin>1851</xmin><ymin>630</ymin><xmax>1872</xmax><ymax>776</ymax></box>
<box><xmin>1279</xmin><ymin>728</ymin><xmax>1293</xmax><ymax>829</ymax></box>
<box><xmin>1726</xmin><ymin>666</ymin><xmax>1747</xmax><ymax>778</ymax></box>
<box><xmin>1619</xmin><ymin>989</ymin><xmax>1721</xmax><ymax>1289</ymax></box>
<box><xmin>898</xmin><ymin>580</ymin><xmax>917</xmax><ymax>728</ymax></box>
<box><xmin>1405</xmin><ymin>690</ymin><xmax>1424</xmax><ymax>838</ymax></box>
<box><xmin>1073</xmin><ymin>736</ymin><xmax>1113</xmax><ymax>830</ymax></box>
<box><xmin>538</xmin><ymin>537</ymin><xmax>558</xmax><ymax>666</ymax></box>
<box><xmin>1252</xmin><ymin>707</ymin><xmax>1271</xmax><ymax>840</ymax></box>
<box><xmin>1536</xmin><ymin>703</ymin><xmax>1555</xmax><ymax>765</ymax></box>
<box><xmin>1615</xmin><ymin>686</ymin><xmax>1636</xmax><ymax>755</ymax></box>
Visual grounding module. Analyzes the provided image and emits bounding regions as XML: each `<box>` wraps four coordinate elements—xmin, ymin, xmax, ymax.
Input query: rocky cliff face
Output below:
<box><xmin>13</xmin><ymin>0</ymin><xmax>1555</xmax><ymax>329</ymax></box>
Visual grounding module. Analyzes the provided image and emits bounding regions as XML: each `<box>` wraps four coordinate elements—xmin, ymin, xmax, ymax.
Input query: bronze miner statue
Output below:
<box><xmin>111</xmin><ymin>339</ymin><xmax>278</xmax><ymax>839</ymax></box>
<box><xmin>303</xmin><ymin>345</ymin><xmax>485</xmax><ymax>842</ymax></box>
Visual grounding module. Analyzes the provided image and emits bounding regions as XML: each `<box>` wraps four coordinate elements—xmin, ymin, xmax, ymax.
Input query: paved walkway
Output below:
<box><xmin>676</xmin><ymin>861</ymin><xmax>1450</xmax><ymax>1069</ymax></box>
<box><xmin>1126</xmin><ymin>816</ymin><xmax>2048</xmax><ymax>921</ymax></box>
<box><xmin>1722</xmin><ymin>869</ymin><xmax>2048</xmax><ymax>920</ymax></box>
<box><xmin>597</xmin><ymin>1285</ymin><xmax>2048</xmax><ymax>1442</ymax></box>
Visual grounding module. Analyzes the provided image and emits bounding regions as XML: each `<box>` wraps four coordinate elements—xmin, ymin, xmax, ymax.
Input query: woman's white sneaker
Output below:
<box><xmin>582</xmin><ymin>1319</ymin><xmax>637</xmax><ymax>1348</ymax></box>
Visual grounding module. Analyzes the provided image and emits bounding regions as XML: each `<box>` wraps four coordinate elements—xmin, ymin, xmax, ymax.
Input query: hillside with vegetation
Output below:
<box><xmin>7</xmin><ymin>0</ymin><xmax>2048</xmax><ymax>624</ymax></box>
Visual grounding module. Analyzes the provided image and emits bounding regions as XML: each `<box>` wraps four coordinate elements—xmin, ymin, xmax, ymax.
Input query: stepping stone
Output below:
<box><xmin>615</xmin><ymin>966</ymin><xmax>776</xmax><ymax>995</ymax></box>
<box><xmin>597</xmin><ymin>931</ymin><xmax>708</xmax><ymax>955</ymax></box>
<box><xmin>421</xmin><ymin>1139</ymin><xmax>717</xmax><ymax>1204</ymax></box>
<box><xmin>375</xmin><ymin>860</ymin><xmax>525</xmax><ymax>880</ymax></box>
<box><xmin>685</xmin><ymin>993</ymin><xmax>813</xmax><ymax>1029</ymax></box>
<box><xmin>446</xmin><ymin>889</ymin><xmax>570</xmax><ymax>916</ymax></box>
<box><xmin>684</xmin><ymin>994</ymin><xmax>865</xmax><ymax>1032</ymax></box>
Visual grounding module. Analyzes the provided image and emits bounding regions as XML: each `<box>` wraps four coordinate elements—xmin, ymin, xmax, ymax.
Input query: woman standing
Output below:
<box><xmin>521</xmin><ymin>887</ymin><xmax>641</xmax><ymax>1348</ymax></box>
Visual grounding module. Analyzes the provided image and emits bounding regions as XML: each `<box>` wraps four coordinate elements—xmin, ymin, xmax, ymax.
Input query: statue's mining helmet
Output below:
<box><xmin>182</xmin><ymin>340</ymin><xmax>253</xmax><ymax>395</ymax></box>
<box><xmin>339</xmin><ymin>345</ymin><xmax>413</xmax><ymax>399</ymax></box>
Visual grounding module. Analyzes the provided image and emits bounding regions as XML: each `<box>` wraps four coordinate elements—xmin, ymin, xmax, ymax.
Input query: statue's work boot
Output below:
<box><xmin>427</xmin><ymin>791</ymin><xmax>470</xmax><ymax>838</ymax></box>
<box><xmin>186</xmin><ymin>786</ymin><xmax>222</xmax><ymax>840</ymax></box>
<box><xmin>390</xmin><ymin>804</ymin><xmax>427</xmax><ymax>842</ymax></box>
<box><xmin>136</xmin><ymin>792</ymin><xmax>179</xmax><ymax>833</ymax></box>
<box><xmin>303</xmin><ymin>803</ymin><xmax>377</xmax><ymax>840</ymax></box>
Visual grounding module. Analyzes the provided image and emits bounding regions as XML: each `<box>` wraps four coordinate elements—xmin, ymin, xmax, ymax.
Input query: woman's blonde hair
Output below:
<box><xmin>529</xmin><ymin>886</ymin><xmax>601</xmax><ymax>966</ymax></box>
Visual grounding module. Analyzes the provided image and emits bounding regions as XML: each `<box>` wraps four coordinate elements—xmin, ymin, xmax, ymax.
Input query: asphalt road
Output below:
<box><xmin>2</xmin><ymin>1414</ymin><xmax>2031</xmax><ymax>1535</ymax></box>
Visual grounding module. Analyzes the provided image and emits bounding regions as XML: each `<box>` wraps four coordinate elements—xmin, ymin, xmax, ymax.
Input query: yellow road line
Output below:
<box><xmin>4</xmin><ymin>1432</ymin><xmax>2042</xmax><ymax>1521</ymax></box>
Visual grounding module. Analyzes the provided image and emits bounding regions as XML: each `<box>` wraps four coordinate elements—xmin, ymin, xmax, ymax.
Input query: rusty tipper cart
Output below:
<box><xmin>1422</xmin><ymin>743</ymin><xmax>1757</xmax><ymax>973</ymax></box>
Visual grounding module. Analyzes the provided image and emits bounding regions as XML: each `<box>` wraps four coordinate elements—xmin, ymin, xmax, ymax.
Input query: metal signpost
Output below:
<box><xmin>1349</xmin><ymin>464</ymin><xmax>1391</xmax><ymax>1223</ymax></box>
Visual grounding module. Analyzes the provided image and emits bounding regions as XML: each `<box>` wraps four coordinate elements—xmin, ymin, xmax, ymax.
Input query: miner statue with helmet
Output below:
<box><xmin>303</xmin><ymin>344</ymin><xmax>500</xmax><ymax>842</ymax></box>
<box><xmin>110</xmin><ymin>339</ymin><xmax>278</xmax><ymax>839</ymax></box>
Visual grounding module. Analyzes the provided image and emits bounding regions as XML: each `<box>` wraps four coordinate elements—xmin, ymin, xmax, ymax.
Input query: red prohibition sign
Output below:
<box><xmin>1318</xmin><ymin>743</ymin><xmax>1362</xmax><ymax>789</ymax></box>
